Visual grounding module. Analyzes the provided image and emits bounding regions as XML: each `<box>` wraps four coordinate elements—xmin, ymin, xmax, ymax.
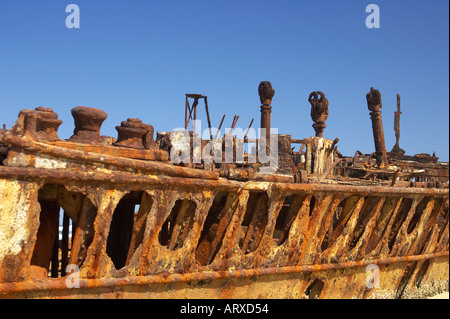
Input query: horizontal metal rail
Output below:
<box><xmin>3</xmin><ymin>135</ymin><xmax>219</xmax><ymax>180</ymax></box>
<box><xmin>0</xmin><ymin>166</ymin><xmax>242</xmax><ymax>190</ymax></box>
<box><xmin>1</xmin><ymin>166</ymin><xmax>448</xmax><ymax>197</ymax></box>
<box><xmin>0</xmin><ymin>251</ymin><xmax>447</xmax><ymax>295</ymax></box>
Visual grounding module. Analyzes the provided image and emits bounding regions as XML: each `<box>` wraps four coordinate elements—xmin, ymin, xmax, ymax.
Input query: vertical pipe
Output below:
<box><xmin>371</xmin><ymin>111</ymin><xmax>388</xmax><ymax>166</ymax></box>
<box><xmin>244</xmin><ymin>118</ymin><xmax>254</xmax><ymax>139</ymax></box>
<box><xmin>192</xmin><ymin>98</ymin><xmax>198</xmax><ymax>134</ymax></box>
<box><xmin>394</xmin><ymin>94</ymin><xmax>401</xmax><ymax>148</ymax></box>
<box><xmin>366</xmin><ymin>87</ymin><xmax>388</xmax><ymax>167</ymax></box>
<box><xmin>230</xmin><ymin>115</ymin><xmax>239</xmax><ymax>135</ymax></box>
<box><xmin>185</xmin><ymin>96</ymin><xmax>189</xmax><ymax>130</ymax></box>
<box><xmin>204</xmin><ymin>97</ymin><xmax>213</xmax><ymax>140</ymax></box>
<box><xmin>260</xmin><ymin>105</ymin><xmax>272</xmax><ymax>140</ymax></box>
<box><xmin>258</xmin><ymin>81</ymin><xmax>275</xmax><ymax>141</ymax></box>
<box><xmin>214</xmin><ymin>114</ymin><xmax>226</xmax><ymax>139</ymax></box>
<box><xmin>61</xmin><ymin>214</ymin><xmax>70</xmax><ymax>276</ymax></box>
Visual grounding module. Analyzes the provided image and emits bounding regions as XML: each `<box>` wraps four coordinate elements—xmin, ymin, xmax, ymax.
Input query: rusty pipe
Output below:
<box><xmin>366</xmin><ymin>87</ymin><xmax>388</xmax><ymax>167</ymax></box>
<box><xmin>0</xmin><ymin>251</ymin><xmax>447</xmax><ymax>295</ymax></box>
<box><xmin>258</xmin><ymin>81</ymin><xmax>275</xmax><ymax>140</ymax></box>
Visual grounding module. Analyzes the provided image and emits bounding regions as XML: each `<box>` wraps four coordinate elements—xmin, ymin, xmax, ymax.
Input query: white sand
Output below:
<box><xmin>428</xmin><ymin>292</ymin><xmax>449</xmax><ymax>299</ymax></box>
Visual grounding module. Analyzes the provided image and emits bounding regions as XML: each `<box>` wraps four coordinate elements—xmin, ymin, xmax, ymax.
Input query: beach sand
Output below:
<box><xmin>429</xmin><ymin>292</ymin><xmax>449</xmax><ymax>299</ymax></box>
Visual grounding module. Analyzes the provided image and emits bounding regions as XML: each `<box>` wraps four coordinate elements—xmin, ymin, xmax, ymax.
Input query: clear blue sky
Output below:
<box><xmin>1</xmin><ymin>0</ymin><xmax>448</xmax><ymax>161</ymax></box>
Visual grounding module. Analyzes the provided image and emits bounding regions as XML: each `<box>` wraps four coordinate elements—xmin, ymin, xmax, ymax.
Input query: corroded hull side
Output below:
<box><xmin>0</xmin><ymin>166</ymin><xmax>448</xmax><ymax>299</ymax></box>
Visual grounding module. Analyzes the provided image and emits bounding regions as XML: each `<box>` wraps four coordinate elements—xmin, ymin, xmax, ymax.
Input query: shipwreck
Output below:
<box><xmin>0</xmin><ymin>82</ymin><xmax>448</xmax><ymax>299</ymax></box>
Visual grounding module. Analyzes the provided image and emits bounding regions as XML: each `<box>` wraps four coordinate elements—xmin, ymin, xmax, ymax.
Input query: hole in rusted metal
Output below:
<box><xmin>321</xmin><ymin>195</ymin><xmax>360</xmax><ymax>251</ymax></box>
<box><xmin>239</xmin><ymin>192</ymin><xmax>269</xmax><ymax>254</ymax></box>
<box><xmin>31</xmin><ymin>184</ymin><xmax>95</xmax><ymax>278</ymax></box>
<box><xmin>388</xmin><ymin>198</ymin><xmax>413</xmax><ymax>251</ymax></box>
<box><xmin>349</xmin><ymin>196</ymin><xmax>382</xmax><ymax>250</ymax></box>
<box><xmin>305</xmin><ymin>278</ymin><xmax>324</xmax><ymax>299</ymax></box>
<box><xmin>273</xmin><ymin>195</ymin><xmax>293</xmax><ymax>245</ymax></box>
<box><xmin>436</xmin><ymin>199</ymin><xmax>447</xmax><ymax>235</ymax></box>
<box><xmin>31</xmin><ymin>185</ymin><xmax>61</xmax><ymax>278</ymax></box>
<box><xmin>106</xmin><ymin>191</ymin><xmax>143</xmax><ymax>270</ymax></box>
<box><xmin>0</xmin><ymin>143</ymin><xmax>8</xmax><ymax>165</ymax></box>
<box><xmin>365</xmin><ymin>196</ymin><xmax>401</xmax><ymax>255</ymax></box>
<box><xmin>196</xmin><ymin>191</ymin><xmax>238</xmax><ymax>266</ymax></box>
<box><xmin>273</xmin><ymin>195</ymin><xmax>305</xmax><ymax>246</ymax></box>
<box><xmin>309</xmin><ymin>196</ymin><xmax>316</xmax><ymax>217</ymax></box>
<box><xmin>158</xmin><ymin>199</ymin><xmax>197</xmax><ymax>251</ymax></box>
<box><xmin>407</xmin><ymin>196</ymin><xmax>432</xmax><ymax>234</ymax></box>
<box><xmin>125</xmin><ymin>192</ymin><xmax>153</xmax><ymax>265</ymax></box>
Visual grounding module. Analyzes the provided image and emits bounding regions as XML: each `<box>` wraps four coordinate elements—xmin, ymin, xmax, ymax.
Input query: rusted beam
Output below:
<box><xmin>0</xmin><ymin>251</ymin><xmax>447</xmax><ymax>295</ymax></box>
<box><xmin>394</xmin><ymin>94</ymin><xmax>401</xmax><ymax>147</ymax></box>
<box><xmin>273</xmin><ymin>180</ymin><xmax>449</xmax><ymax>196</ymax></box>
<box><xmin>192</xmin><ymin>98</ymin><xmax>199</xmax><ymax>133</ymax></box>
<box><xmin>0</xmin><ymin>166</ymin><xmax>239</xmax><ymax>189</ymax></box>
<box><xmin>5</xmin><ymin>133</ymin><xmax>168</xmax><ymax>161</ymax></box>
<box><xmin>390</xmin><ymin>94</ymin><xmax>406</xmax><ymax>159</ymax></box>
<box><xmin>229</xmin><ymin>115</ymin><xmax>239</xmax><ymax>135</ymax></box>
<box><xmin>204</xmin><ymin>96</ymin><xmax>213</xmax><ymax>140</ymax></box>
<box><xmin>185</xmin><ymin>96</ymin><xmax>189</xmax><ymax>130</ymax></box>
<box><xmin>366</xmin><ymin>87</ymin><xmax>388</xmax><ymax>167</ymax></box>
<box><xmin>185</xmin><ymin>94</ymin><xmax>209</xmax><ymax>135</ymax></box>
<box><xmin>1</xmin><ymin>165</ymin><xmax>447</xmax><ymax>197</ymax></box>
<box><xmin>30</xmin><ymin>201</ymin><xmax>60</xmax><ymax>276</ymax></box>
<box><xmin>290</xmin><ymin>138</ymin><xmax>307</xmax><ymax>144</ymax></box>
<box><xmin>244</xmin><ymin>118</ymin><xmax>254</xmax><ymax>139</ymax></box>
<box><xmin>2</xmin><ymin>135</ymin><xmax>217</xmax><ymax>180</ymax></box>
<box><xmin>391</xmin><ymin>169</ymin><xmax>401</xmax><ymax>187</ymax></box>
<box><xmin>214</xmin><ymin>114</ymin><xmax>226</xmax><ymax>140</ymax></box>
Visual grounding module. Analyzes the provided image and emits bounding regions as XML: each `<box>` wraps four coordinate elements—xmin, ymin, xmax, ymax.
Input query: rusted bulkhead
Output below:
<box><xmin>0</xmin><ymin>84</ymin><xmax>448</xmax><ymax>299</ymax></box>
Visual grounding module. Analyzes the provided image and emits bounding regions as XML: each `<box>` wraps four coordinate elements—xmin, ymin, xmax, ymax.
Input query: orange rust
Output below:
<box><xmin>0</xmin><ymin>251</ymin><xmax>446</xmax><ymax>296</ymax></box>
<box><xmin>0</xmin><ymin>89</ymin><xmax>448</xmax><ymax>299</ymax></box>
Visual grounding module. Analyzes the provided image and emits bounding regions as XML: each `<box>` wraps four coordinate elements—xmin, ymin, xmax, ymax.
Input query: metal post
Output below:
<box><xmin>258</xmin><ymin>81</ymin><xmax>275</xmax><ymax>141</ymax></box>
<box><xmin>366</xmin><ymin>87</ymin><xmax>388</xmax><ymax>167</ymax></box>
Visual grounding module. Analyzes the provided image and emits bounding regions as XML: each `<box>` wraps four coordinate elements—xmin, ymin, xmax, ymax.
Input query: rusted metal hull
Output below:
<box><xmin>0</xmin><ymin>253</ymin><xmax>448</xmax><ymax>299</ymax></box>
<box><xmin>0</xmin><ymin>88</ymin><xmax>448</xmax><ymax>299</ymax></box>
<box><xmin>0</xmin><ymin>164</ymin><xmax>448</xmax><ymax>299</ymax></box>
